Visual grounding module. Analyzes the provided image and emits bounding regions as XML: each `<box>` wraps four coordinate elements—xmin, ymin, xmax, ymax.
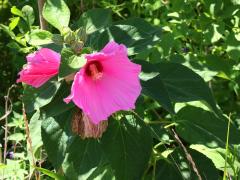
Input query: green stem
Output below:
<box><xmin>223</xmin><ymin>113</ymin><xmax>231</xmax><ymax>180</ymax></box>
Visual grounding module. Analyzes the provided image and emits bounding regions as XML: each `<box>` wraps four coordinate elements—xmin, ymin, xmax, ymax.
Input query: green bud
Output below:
<box><xmin>64</xmin><ymin>30</ymin><xmax>75</xmax><ymax>45</ymax></box>
<box><xmin>71</xmin><ymin>40</ymin><xmax>84</xmax><ymax>54</ymax></box>
<box><xmin>61</xmin><ymin>27</ymin><xmax>71</xmax><ymax>36</ymax></box>
<box><xmin>75</xmin><ymin>27</ymin><xmax>87</xmax><ymax>43</ymax></box>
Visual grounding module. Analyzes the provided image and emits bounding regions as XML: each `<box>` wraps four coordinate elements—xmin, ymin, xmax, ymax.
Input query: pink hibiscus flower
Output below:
<box><xmin>17</xmin><ymin>48</ymin><xmax>60</xmax><ymax>88</ymax></box>
<box><xmin>64</xmin><ymin>41</ymin><xmax>142</xmax><ymax>124</ymax></box>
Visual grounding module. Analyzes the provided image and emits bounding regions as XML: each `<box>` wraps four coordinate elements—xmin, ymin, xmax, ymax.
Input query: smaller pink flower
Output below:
<box><xmin>17</xmin><ymin>48</ymin><xmax>60</xmax><ymax>88</ymax></box>
<box><xmin>64</xmin><ymin>41</ymin><xmax>142</xmax><ymax>124</ymax></box>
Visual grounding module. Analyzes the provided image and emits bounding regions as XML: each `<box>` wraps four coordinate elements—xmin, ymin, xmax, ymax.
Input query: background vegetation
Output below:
<box><xmin>0</xmin><ymin>0</ymin><xmax>240</xmax><ymax>179</ymax></box>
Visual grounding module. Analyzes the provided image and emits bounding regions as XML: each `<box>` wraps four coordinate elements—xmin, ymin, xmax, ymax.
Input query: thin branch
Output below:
<box><xmin>80</xmin><ymin>0</ymin><xmax>84</xmax><ymax>13</ymax></box>
<box><xmin>37</xmin><ymin>0</ymin><xmax>47</xmax><ymax>30</ymax></box>
<box><xmin>22</xmin><ymin>103</ymin><xmax>39</xmax><ymax>180</ymax></box>
<box><xmin>171</xmin><ymin>129</ymin><xmax>202</xmax><ymax>180</ymax></box>
<box><xmin>223</xmin><ymin>113</ymin><xmax>231</xmax><ymax>180</ymax></box>
<box><xmin>3</xmin><ymin>85</ymin><xmax>16</xmax><ymax>164</ymax></box>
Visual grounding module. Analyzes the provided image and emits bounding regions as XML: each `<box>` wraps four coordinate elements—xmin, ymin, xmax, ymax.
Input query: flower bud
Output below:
<box><xmin>71</xmin><ymin>109</ymin><xmax>108</xmax><ymax>139</ymax></box>
<box><xmin>71</xmin><ymin>40</ymin><xmax>84</xmax><ymax>54</ymax></box>
<box><xmin>61</xmin><ymin>27</ymin><xmax>71</xmax><ymax>36</ymax></box>
<box><xmin>76</xmin><ymin>27</ymin><xmax>87</xmax><ymax>43</ymax></box>
<box><xmin>64</xmin><ymin>31</ymin><xmax>75</xmax><ymax>45</ymax></box>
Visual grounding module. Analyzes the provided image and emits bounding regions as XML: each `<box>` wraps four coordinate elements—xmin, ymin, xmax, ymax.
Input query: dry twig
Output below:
<box><xmin>3</xmin><ymin>85</ymin><xmax>16</xmax><ymax>164</ymax></box>
<box><xmin>22</xmin><ymin>103</ymin><xmax>39</xmax><ymax>180</ymax></box>
<box><xmin>171</xmin><ymin>128</ymin><xmax>202</xmax><ymax>180</ymax></box>
<box><xmin>37</xmin><ymin>0</ymin><xmax>47</xmax><ymax>30</ymax></box>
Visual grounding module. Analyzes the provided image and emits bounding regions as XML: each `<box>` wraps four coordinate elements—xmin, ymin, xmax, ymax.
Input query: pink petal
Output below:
<box><xmin>101</xmin><ymin>41</ymin><xmax>127</xmax><ymax>55</ymax></box>
<box><xmin>17</xmin><ymin>48</ymin><xmax>60</xmax><ymax>88</ymax></box>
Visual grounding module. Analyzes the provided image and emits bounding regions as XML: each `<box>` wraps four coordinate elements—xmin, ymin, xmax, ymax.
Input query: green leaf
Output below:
<box><xmin>34</xmin><ymin>167</ymin><xmax>65</xmax><ymax>180</ymax></box>
<box><xmin>43</xmin><ymin>0</ymin><xmax>70</xmax><ymax>32</ymax></box>
<box><xmin>115</xmin><ymin>17</ymin><xmax>159</xmax><ymax>34</ymax></box>
<box><xmin>41</xmin><ymin>109</ymin><xmax>74</xmax><ymax>170</ymax></box>
<box><xmin>64</xmin><ymin>138</ymin><xmax>114</xmax><ymax>179</ymax></box>
<box><xmin>141</xmin><ymin>75</ymin><xmax>175</xmax><ymax>114</ymax></box>
<box><xmin>9</xmin><ymin>17</ymin><xmax>20</xmax><ymax>30</ymax></box>
<box><xmin>100</xmin><ymin>116</ymin><xmax>152</xmax><ymax>180</ymax></box>
<box><xmin>154</xmin><ymin>159</ymin><xmax>183</xmax><ymax>180</ymax></box>
<box><xmin>23</xmin><ymin>80</ymin><xmax>61</xmax><ymax>113</ymax></box>
<box><xmin>155</xmin><ymin>148</ymin><xmax>219</xmax><ymax>179</ymax></box>
<box><xmin>226</xmin><ymin>33</ymin><xmax>240</xmax><ymax>60</ymax></box>
<box><xmin>28</xmin><ymin>30</ymin><xmax>63</xmax><ymax>46</ymax></box>
<box><xmin>59</xmin><ymin>48</ymin><xmax>87</xmax><ymax>79</ymax></box>
<box><xmin>77</xmin><ymin>8</ymin><xmax>112</xmax><ymax>34</ymax></box>
<box><xmin>175</xmin><ymin>106</ymin><xmax>240</xmax><ymax>147</ymax></box>
<box><xmin>0</xmin><ymin>24</ymin><xmax>16</xmax><ymax>39</ymax></box>
<box><xmin>8</xmin><ymin>133</ymin><xmax>25</xmax><ymax>142</ymax></box>
<box><xmin>29</xmin><ymin>110</ymin><xmax>43</xmax><ymax>156</ymax></box>
<box><xmin>204</xmin><ymin>23</ymin><xmax>223</xmax><ymax>44</ymax></box>
<box><xmin>0</xmin><ymin>160</ymin><xmax>27</xmax><ymax>179</ymax></box>
<box><xmin>11</xmin><ymin>6</ymin><xmax>23</xmax><ymax>17</ymax></box>
<box><xmin>22</xmin><ymin>5</ymin><xmax>35</xmax><ymax>26</ymax></box>
<box><xmin>205</xmin><ymin>55</ymin><xmax>232</xmax><ymax>80</ymax></box>
<box><xmin>28</xmin><ymin>29</ymin><xmax>53</xmax><ymax>45</ymax></box>
<box><xmin>41</xmin><ymin>81</ymin><xmax>75</xmax><ymax>117</ymax></box>
<box><xmin>94</xmin><ymin>25</ymin><xmax>161</xmax><ymax>56</ymax></box>
<box><xmin>137</xmin><ymin>60</ymin><xmax>220</xmax><ymax>116</ymax></box>
<box><xmin>190</xmin><ymin>144</ymin><xmax>240</xmax><ymax>176</ymax></box>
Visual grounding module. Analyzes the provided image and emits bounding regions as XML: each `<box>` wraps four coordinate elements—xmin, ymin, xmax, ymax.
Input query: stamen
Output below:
<box><xmin>85</xmin><ymin>61</ymin><xmax>103</xmax><ymax>80</ymax></box>
<box><xmin>89</xmin><ymin>64</ymin><xmax>103</xmax><ymax>80</ymax></box>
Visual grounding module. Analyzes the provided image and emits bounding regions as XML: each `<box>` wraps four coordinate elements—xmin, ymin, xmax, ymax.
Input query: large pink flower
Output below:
<box><xmin>64</xmin><ymin>41</ymin><xmax>142</xmax><ymax>124</ymax></box>
<box><xmin>17</xmin><ymin>48</ymin><xmax>60</xmax><ymax>88</ymax></box>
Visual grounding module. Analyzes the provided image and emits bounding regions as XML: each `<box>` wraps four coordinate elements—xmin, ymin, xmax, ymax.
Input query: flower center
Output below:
<box><xmin>85</xmin><ymin>61</ymin><xmax>103</xmax><ymax>80</ymax></box>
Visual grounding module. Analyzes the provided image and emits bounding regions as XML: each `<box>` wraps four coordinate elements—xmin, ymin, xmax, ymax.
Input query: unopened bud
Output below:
<box><xmin>71</xmin><ymin>41</ymin><xmax>84</xmax><ymax>54</ymax></box>
<box><xmin>64</xmin><ymin>31</ymin><xmax>75</xmax><ymax>45</ymax></box>
<box><xmin>76</xmin><ymin>27</ymin><xmax>87</xmax><ymax>43</ymax></box>
<box><xmin>61</xmin><ymin>27</ymin><xmax>71</xmax><ymax>36</ymax></box>
<box><xmin>71</xmin><ymin>109</ymin><xmax>108</xmax><ymax>139</ymax></box>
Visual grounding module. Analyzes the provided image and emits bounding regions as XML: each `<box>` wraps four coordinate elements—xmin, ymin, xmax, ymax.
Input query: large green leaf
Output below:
<box><xmin>64</xmin><ymin>138</ymin><xmax>115</xmax><ymax>179</ymax></box>
<box><xmin>114</xmin><ymin>17</ymin><xmax>159</xmax><ymax>34</ymax></box>
<box><xmin>100</xmin><ymin>116</ymin><xmax>152</xmax><ymax>180</ymax></box>
<box><xmin>41</xmin><ymin>81</ymin><xmax>74</xmax><ymax>117</ymax></box>
<box><xmin>67</xmin><ymin>138</ymin><xmax>103</xmax><ymax>175</ymax></box>
<box><xmin>29</xmin><ymin>110</ymin><xmax>43</xmax><ymax>156</ymax></box>
<box><xmin>155</xmin><ymin>148</ymin><xmax>219</xmax><ymax>179</ymax></box>
<box><xmin>77</xmin><ymin>8</ymin><xmax>112</xmax><ymax>34</ymax></box>
<box><xmin>154</xmin><ymin>159</ymin><xmax>183</xmax><ymax>180</ymax></box>
<box><xmin>23</xmin><ymin>80</ymin><xmax>61</xmax><ymax>113</ymax></box>
<box><xmin>41</xmin><ymin>109</ymin><xmax>74</xmax><ymax>170</ymax></box>
<box><xmin>190</xmin><ymin>144</ymin><xmax>240</xmax><ymax>176</ymax></box>
<box><xmin>137</xmin><ymin>60</ymin><xmax>220</xmax><ymax>115</ymax></box>
<box><xmin>175</xmin><ymin>106</ymin><xmax>240</xmax><ymax>147</ymax></box>
<box><xmin>141</xmin><ymin>75</ymin><xmax>175</xmax><ymax>114</ymax></box>
<box><xmin>43</xmin><ymin>0</ymin><xmax>70</xmax><ymax>32</ymax></box>
<box><xmin>94</xmin><ymin>25</ymin><xmax>161</xmax><ymax>55</ymax></box>
<box><xmin>40</xmin><ymin>82</ymin><xmax>75</xmax><ymax>170</ymax></box>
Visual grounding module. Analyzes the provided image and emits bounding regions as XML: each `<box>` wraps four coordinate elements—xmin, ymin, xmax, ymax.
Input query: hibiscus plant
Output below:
<box><xmin>1</xmin><ymin>0</ymin><xmax>240</xmax><ymax>179</ymax></box>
